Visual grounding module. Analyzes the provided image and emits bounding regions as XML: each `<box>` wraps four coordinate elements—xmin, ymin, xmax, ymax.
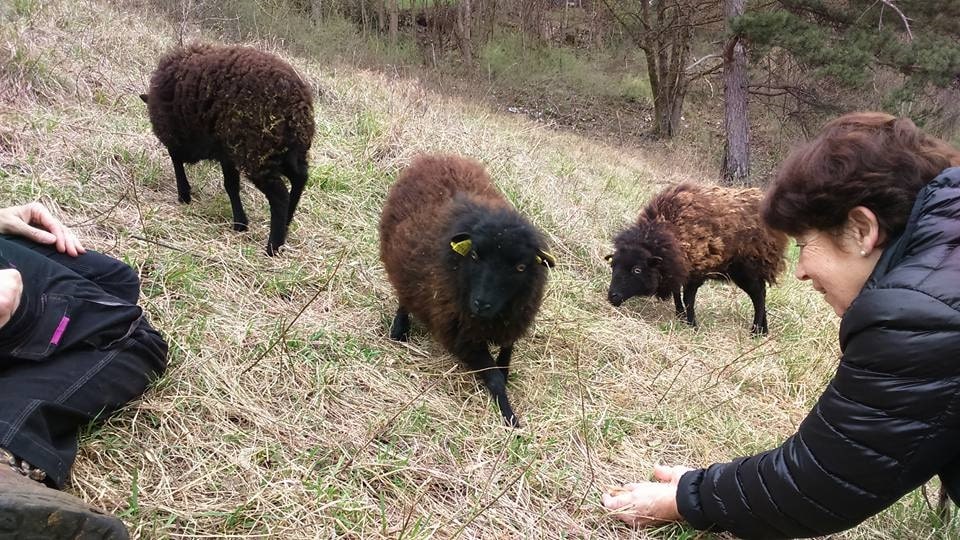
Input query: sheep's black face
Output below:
<box><xmin>606</xmin><ymin>247</ymin><xmax>663</xmax><ymax>307</ymax></box>
<box><xmin>447</xmin><ymin>210</ymin><xmax>554</xmax><ymax>320</ymax></box>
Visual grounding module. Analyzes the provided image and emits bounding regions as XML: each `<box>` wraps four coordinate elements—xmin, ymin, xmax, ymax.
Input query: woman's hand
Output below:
<box><xmin>0</xmin><ymin>202</ymin><xmax>85</xmax><ymax>257</ymax></box>
<box><xmin>0</xmin><ymin>269</ymin><xmax>23</xmax><ymax>329</ymax></box>
<box><xmin>603</xmin><ymin>464</ymin><xmax>693</xmax><ymax>527</ymax></box>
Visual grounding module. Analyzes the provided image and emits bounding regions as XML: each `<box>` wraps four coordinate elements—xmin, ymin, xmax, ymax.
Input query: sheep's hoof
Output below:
<box><xmin>389</xmin><ymin>325</ymin><xmax>409</xmax><ymax>342</ymax></box>
<box><xmin>265</xmin><ymin>243</ymin><xmax>282</xmax><ymax>257</ymax></box>
<box><xmin>750</xmin><ymin>326</ymin><xmax>768</xmax><ymax>337</ymax></box>
<box><xmin>232</xmin><ymin>221</ymin><xmax>248</xmax><ymax>232</ymax></box>
<box><xmin>177</xmin><ymin>194</ymin><xmax>191</xmax><ymax>204</ymax></box>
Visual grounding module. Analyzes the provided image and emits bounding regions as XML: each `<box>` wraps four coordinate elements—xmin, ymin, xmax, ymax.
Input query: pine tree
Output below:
<box><xmin>735</xmin><ymin>1</ymin><xmax>960</xmax><ymax>130</ymax></box>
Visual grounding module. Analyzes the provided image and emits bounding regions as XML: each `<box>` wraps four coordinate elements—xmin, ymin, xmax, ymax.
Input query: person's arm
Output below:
<box><xmin>0</xmin><ymin>202</ymin><xmax>85</xmax><ymax>257</ymax></box>
<box><xmin>677</xmin><ymin>287</ymin><xmax>960</xmax><ymax>538</ymax></box>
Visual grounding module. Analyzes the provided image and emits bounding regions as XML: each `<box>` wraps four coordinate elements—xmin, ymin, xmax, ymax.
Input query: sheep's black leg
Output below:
<box><xmin>170</xmin><ymin>155</ymin><xmax>191</xmax><ymax>204</ymax></box>
<box><xmin>390</xmin><ymin>306</ymin><xmax>410</xmax><ymax>341</ymax></box>
<box><xmin>682</xmin><ymin>279</ymin><xmax>704</xmax><ymax>328</ymax></box>
<box><xmin>673</xmin><ymin>291</ymin><xmax>684</xmax><ymax>318</ymax></box>
<box><xmin>253</xmin><ymin>177</ymin><xmax>290</xmax><ymax>256</ymax></box>
<box><xmin>460</xmin><ymin>344</ymin><xmax>520</xmax><ymax>428</ymax></box>
<box><xmin>283</xmin><ymin>151</ymin><xmax>309</xmax><ymax>226</ymax></box>
<box><xmin>220</xmin><ymin>160</ymin><xmax>248</xmax><ymax>232</ymax></box>
<box><xmin>496</xmin><ymin>344</ymin><xmax>513</xmax><ymax>379</ymax></box>
<box><xmin>731</xmin><ymin>267</ymin><xmax>769</xmax><ymax>336</ymax></box>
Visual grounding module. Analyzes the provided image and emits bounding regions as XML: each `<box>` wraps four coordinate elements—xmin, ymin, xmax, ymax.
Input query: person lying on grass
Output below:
<box><xmin>0</xmin><ymin>201</ymin><xmax>168</xmax><ymax>540</ymax></box>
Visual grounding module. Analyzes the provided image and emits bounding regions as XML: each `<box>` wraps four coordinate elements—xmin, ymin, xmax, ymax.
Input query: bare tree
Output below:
<box><xmin>455</xmin><ymin>0</ymin><xmax>474</xmax><ymax>67</ymax></box>
<box><xmin>388</xmin><ymin>0</ymin><xmax>399</xmax><ymax>43</ymax></box>
<box><xmin>376</xmin><ymin>0</ymin><xmax>386</xmax><ymax>34</ymax></box>
<box><xmin>722</xmin><ymin>0</ymin><xmax>749</xmax><ymax>185</ymax></box>
<box><xmin>604</xmin><ymin>0</ymin><xmax>723</xmax><ymax>138</ymax></box>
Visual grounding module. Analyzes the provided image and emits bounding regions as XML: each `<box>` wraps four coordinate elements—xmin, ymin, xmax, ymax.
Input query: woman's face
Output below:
<box><xmin>794</xmin><ymin>229</ymin><xmax>882</xmax><ymax>317</ymax></box>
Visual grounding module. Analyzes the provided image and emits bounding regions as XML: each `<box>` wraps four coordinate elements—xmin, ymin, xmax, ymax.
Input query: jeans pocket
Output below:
<box><xmin>8</xmin><ymin>293</ymin><xmax>71</xmax><ymax>361</ymax></box>
<box><xmin>4</xmin><ymin>291</ymin><xmax>144</xmax><ymax>362</ymax></box>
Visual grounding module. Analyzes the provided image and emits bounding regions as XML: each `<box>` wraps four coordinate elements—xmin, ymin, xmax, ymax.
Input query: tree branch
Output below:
<box><xmin>879</xmin><ymin>0</ymin><xmax>913</xmax><ymax>40</ymax></box>
<box><xmin>686</xmin><ymin>53</ymin><xmax>721</xmax><ymax>72</ymax></box>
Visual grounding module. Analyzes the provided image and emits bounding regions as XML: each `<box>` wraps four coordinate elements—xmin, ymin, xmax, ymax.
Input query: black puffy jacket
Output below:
<box><xmin>676</xmin><ymin>168</ymin><xmax>960</xmax><ymax>538</ymax></box>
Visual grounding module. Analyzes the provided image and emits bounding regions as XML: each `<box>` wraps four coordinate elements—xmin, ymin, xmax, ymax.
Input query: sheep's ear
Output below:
<box><xmin>139</xmin><ymin>93</ymin><xmax>148</xmax><ymax>104</ymax></box>
<box><xmin>536</xmin><ymin>249</ymin><xmax>557</xmax><ymax>268</ymax></box>
<box><xmin>604</xmin><ymin>254</ymin><xmax>614</xmax><ymax>265</ymax></box>
<box><xmin>450</xmin><ymin>233</ymin><xmax>472</xmax><ymax>256</ymax></box>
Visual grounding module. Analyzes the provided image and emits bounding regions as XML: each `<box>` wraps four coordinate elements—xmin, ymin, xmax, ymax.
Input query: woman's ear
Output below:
<box><xmin>847</xmin><ymin>206</ymin><xmax>884</xmax><ymax>255</ymax></box>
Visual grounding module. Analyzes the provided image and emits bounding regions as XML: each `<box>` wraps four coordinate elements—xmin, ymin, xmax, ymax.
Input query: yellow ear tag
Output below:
<box><xmin>451</xmin><ymin>239</ymin><xmax>472</xmax><ymax>256</ymax></box>
<box><xmin>536</xmin><ymin>251</ymin><xmax>557</xmax><ymax>267</ymax></box>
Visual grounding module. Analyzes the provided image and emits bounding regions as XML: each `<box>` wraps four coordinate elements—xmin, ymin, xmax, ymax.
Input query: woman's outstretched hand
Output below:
<box><xmin>603</xmin><ymin>464</ymin><xmax>693</xmax><ymax>527</ymax></box>
<box><xmin>0</xmin><ymin>202</ymin><xmax>85</xmax><ymax>257</ymax></box>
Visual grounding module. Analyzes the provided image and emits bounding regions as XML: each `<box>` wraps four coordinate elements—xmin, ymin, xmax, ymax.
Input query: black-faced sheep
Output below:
<box><xmin>606</xmin><ymin>183</ymin><xmax>787</xmax><ymax>335</ymax></box>
<box><xmin>140</xmin><ymin>43</ymin><xmax>315</xmax><ymax>256</ymax></box>
<box><xmin>379</xmin><ymin>154</ymin><xmax>556</xmax><ymax>427</ymax></box>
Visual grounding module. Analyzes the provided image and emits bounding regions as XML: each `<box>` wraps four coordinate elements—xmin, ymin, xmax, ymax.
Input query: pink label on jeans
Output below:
<box><xmin>51</xmin><ymin>316</ymin><xmax>70</xmax><ymax>345</ymax></box>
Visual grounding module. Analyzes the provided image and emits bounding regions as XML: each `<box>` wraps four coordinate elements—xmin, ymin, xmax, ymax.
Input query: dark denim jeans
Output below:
<box><xmin>0</xmin><ymin>236</ymin><xmax>168</xmax><ymax>488</ymax></box>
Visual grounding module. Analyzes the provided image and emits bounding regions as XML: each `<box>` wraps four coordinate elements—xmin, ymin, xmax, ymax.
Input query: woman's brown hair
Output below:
<box><xmin>762</xmin><ymin>112</ymin><xmax>960</xmax><ymax>241</ymax></box>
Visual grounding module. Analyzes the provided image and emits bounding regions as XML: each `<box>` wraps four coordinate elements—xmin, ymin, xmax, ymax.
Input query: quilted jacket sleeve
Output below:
<box><xmin>675</xmin><ymin>287</ymin><xmax>960</xmax><ymax>539</ymax></box>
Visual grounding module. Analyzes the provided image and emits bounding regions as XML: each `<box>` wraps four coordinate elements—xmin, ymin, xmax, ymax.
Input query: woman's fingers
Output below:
<box><xmin>25</xmin><ymin>202</ymin><xmax>67</xmax><ymax>252</ymax></box>
<box><xmin>653</xmin><ymin>464</ymin><xmax>693</xmax><ymax>484</ymax></box>
<box><xmin>604</xmin><ymin>474</ymin><xmax>684</xmax><ymax>527</ymax></box>
<box><xmin>23</xmin><ymin>202</ymin><xmax>84</xmax><ymax>256</ymax></box>
<box><xmin>63</xmin><ymin>225</ymin><xmax>85</xmax><ymax>256</ymax></box>
<box><xmin>602</xmin><ymin>492</ymin><xmax>641</xmax><ymax>526</ymax></box>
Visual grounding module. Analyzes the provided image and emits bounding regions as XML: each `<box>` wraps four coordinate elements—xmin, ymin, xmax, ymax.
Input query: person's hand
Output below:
<box><xmin>602</xmin><ymin>464</ymin><xmax>693</xmax><ymax>527</ymax></box>
<box><xmin>0</xmin><ymin>269</ymin><xmax>23</xmax><ymax>329</ymax></box>
<box><xmin>0</xmin><ymin>202</ymin><xmax>85</xmax><ymax>257</ymax></box>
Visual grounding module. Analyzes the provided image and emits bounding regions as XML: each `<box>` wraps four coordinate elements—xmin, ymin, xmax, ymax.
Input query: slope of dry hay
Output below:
<box><xmin>0</xmin><ymin>1</ymin><xmax>954</xmax><ymax>538</ymax></box>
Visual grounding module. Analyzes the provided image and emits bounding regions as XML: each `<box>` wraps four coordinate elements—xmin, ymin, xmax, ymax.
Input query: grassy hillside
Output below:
<box><xmin>0</xmin><ymin>1</ymin><xmax>955</xmax><ymax>538</ymax></box>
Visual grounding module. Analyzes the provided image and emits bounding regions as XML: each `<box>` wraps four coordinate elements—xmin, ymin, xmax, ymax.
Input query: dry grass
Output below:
<box><xmin>0</xmin><ymin>1</ymin><xmax>956</xmax><ymax>538</ymax></box>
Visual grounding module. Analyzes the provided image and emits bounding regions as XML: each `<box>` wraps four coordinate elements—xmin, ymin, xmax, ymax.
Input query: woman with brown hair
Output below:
<box><xmin>603</xmin><ymin>112</ymin><xmax>960</xmax><ymax>537</ymax></box>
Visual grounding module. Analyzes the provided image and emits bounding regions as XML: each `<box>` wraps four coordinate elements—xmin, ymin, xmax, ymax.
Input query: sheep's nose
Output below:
<box><xmin>608</xmin><ymin>291</ymin><xmax>623</xmax><ymax>306</ymax></box>
<box><xmin>472</xmin><ymin>298</ymin><xmax>493</xmax><ymax>314</ymax></box>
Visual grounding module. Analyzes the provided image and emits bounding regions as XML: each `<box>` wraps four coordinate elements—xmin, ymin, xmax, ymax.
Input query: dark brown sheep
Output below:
<box><xmin>140</xmin><ymin>43</ymin><xmax>315</xmax><ymax>256</ymax></box>
<box><xmin>379</xmin><ymin>155</ymin><xmax>556</xmax><ymax>427</ymax></box>
<box><xmin>606</xmin><ymin>183</ymin><xmax>788</xmax><ymax>335</ymax></box>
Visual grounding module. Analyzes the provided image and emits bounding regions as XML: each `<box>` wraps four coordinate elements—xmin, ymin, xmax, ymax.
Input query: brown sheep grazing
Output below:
<box><xmin>140</xmin><ymin>43</ymin><xmax>315</xmax><ymax>256</ymax></box>
<box><xmin>379</xmin><ymin>155</ymin><xmax>556</xmax><ymax>427</ymax></box>
<box><xmin>606</xmin><ymin>183</ymin><xmax>787</xmax><ymax>335</ymax></box>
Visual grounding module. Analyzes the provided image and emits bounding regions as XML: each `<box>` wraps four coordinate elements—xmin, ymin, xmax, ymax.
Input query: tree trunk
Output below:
<box><xmin>722</xmin><ymin>0</ymin><xmax>750</xmax><ymax>185</ymax></box>
<box><xmin>483</xmin><ymin>0</ymin><xmax>497</xmax><ymax>43</ymax></box>
<box><xmin>360</xmin><ymin>0</ymin><xmax>368</xmax><ymax>36</ymax></box>
<box><xmin>641</xmin><ymin>1</ymin><xmax>691</xmax><ymax>138</ymax></box>
<box><xmin>456</xmin><ymin>0</ymin><xmax>474</xmax><ymax>67</ymax></box>
<box><xmin>592</xmin><ymin>1</ymin><xmax>604</xmax><ymax>49</ymax></box>
<box><xmin>310</xmin><ymin>0</ymin><xmax>322</xmax><ymax>22</ymax></box>
<box><xmin>388</xmin><ymin>0</ymin><xmax>399</xmax><ymax>43</ymax></box>
<box><xmin>377</xmin><ymin>0</ymin><xmax>386</xmax><ymax>33</ymax></box>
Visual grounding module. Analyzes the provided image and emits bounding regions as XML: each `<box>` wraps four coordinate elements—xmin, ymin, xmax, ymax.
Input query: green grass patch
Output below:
<box><xmin>479</xmin><ymin>31</ymin><xmax>651</xmax><ymax>105</ymax></box>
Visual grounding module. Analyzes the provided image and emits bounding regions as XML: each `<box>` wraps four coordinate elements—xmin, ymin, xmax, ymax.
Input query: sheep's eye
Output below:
<box><xmin>516</xmin><ymin>264</ymin><xmax>526</xmax><ymax>272</ymax></box>
<box><xmin>631</xmin><ymin>266</ymin><xmax>642</xmax><ymax>275</ymax></box>
<box><xmin>470</xmin><ymin>250</ymin><xmax>479</xmax><ymax>261</ymax></box>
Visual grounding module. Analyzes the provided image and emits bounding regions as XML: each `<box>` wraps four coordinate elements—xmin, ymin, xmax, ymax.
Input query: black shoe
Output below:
<box><xmin>0</xmin><ymin>467</ymin><xmax>129</xmax><ymax>540</ymax></box>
